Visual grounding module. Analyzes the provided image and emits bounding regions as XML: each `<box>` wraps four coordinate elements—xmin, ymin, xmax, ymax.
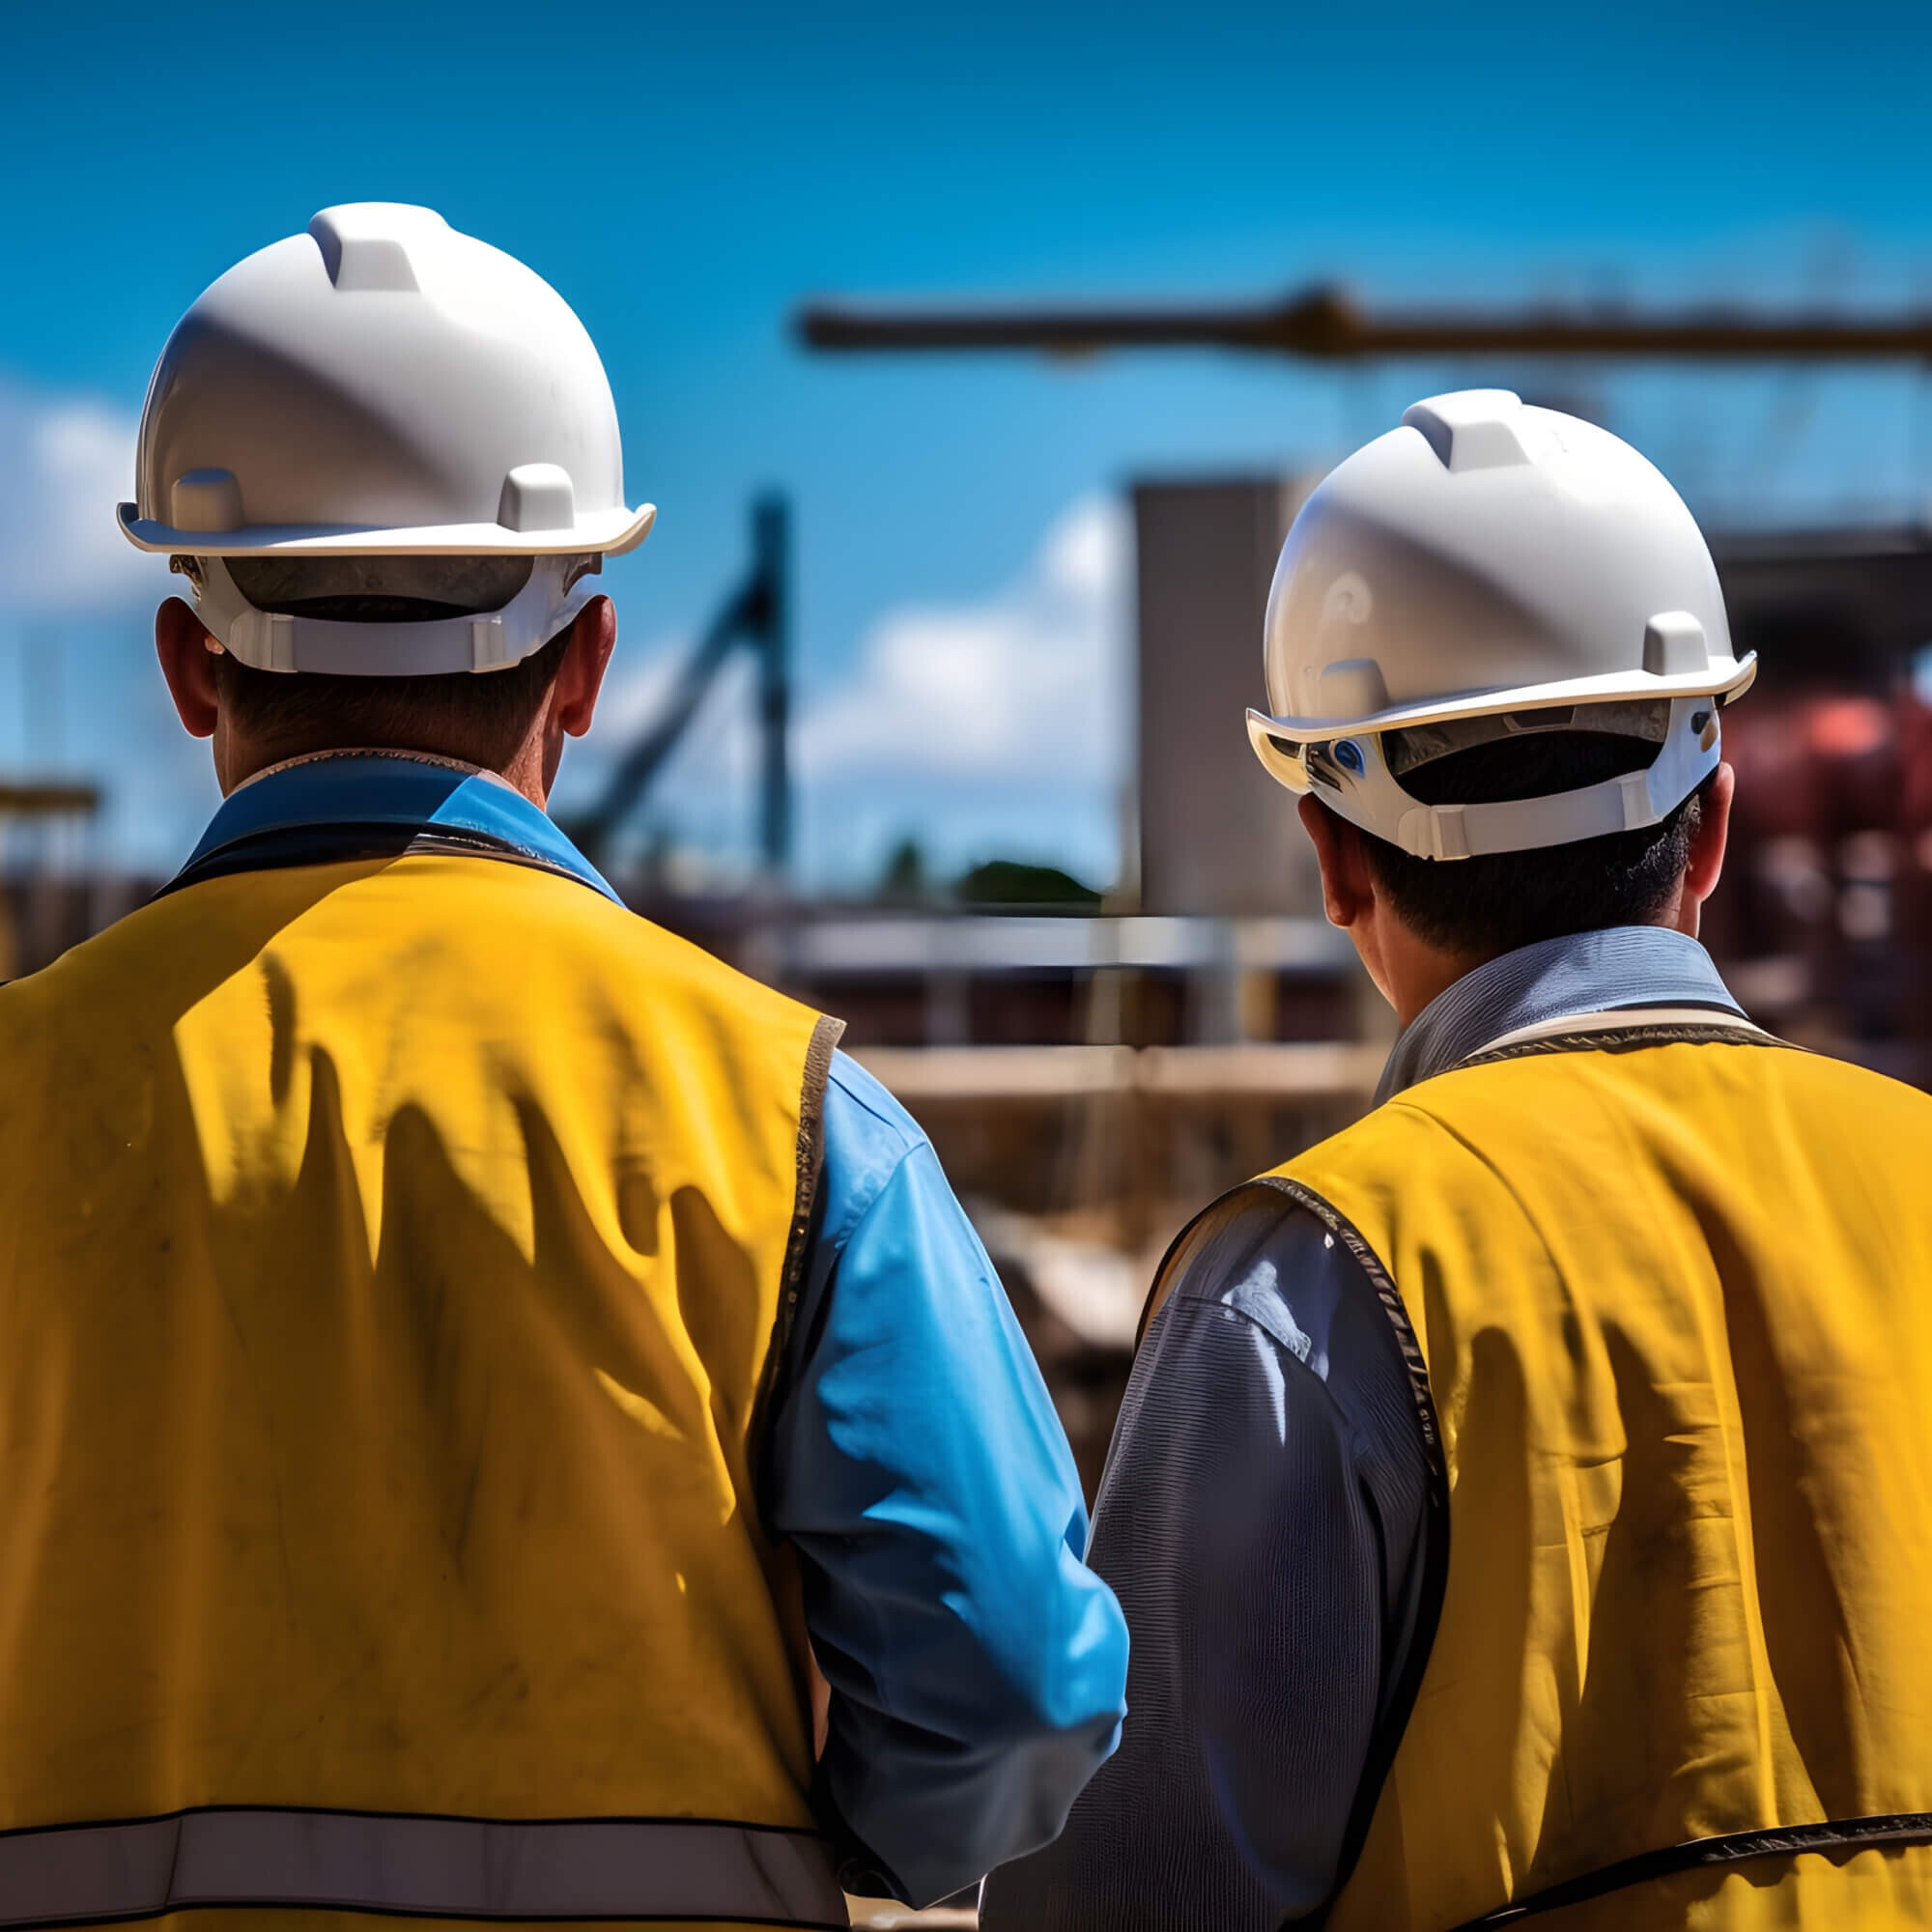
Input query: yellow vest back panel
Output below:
<box><xmin>0</xmin><ymin>857</ymin><xmax>836</xmax><ymax>1855</ymax></box>
<box><xmin>1274</xmin><ymin>1030</ymin><xmax>1932</xmax><ymax>1929</ymax></box>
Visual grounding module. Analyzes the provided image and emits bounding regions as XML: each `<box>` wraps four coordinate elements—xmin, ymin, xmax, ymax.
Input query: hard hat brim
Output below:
<box><xmin>1247</xmin><ymin>652</ymin><xmax>1756</xmax><ymax>747</ymax></box>
<box><xmin>117</xmin><ymin>501</ymin><xmax>657</xmax><ymax>559</ymax></box>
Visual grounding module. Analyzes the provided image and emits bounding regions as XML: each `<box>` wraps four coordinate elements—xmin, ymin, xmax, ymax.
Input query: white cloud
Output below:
<box><xmin>797</xmin><ymin>493</ymin><xmax>1130</xmax><ymax>788</ymax></box>
<box><xmin>554</xmin><ymin>497</ymin><xmax>1134</xmax><ymax>888</ymax></box>
<box><xmin>0</xmin><ymin>378</ymin><xmax>170</xmax><ymax>612</ymax></box>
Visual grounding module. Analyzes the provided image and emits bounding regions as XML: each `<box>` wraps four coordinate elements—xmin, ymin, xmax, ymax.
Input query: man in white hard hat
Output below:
<box><xmin>0</xmin><ymin>206</ymin><xmax>1126</xmax><ymax>1928</ymax></box>
<box><xmin>984</xmin><ymin>391</ymin><xmax>1932</xmax><ymax>1929</ymax></box>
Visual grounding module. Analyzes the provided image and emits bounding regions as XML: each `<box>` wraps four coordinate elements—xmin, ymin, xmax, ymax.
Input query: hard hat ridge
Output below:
<box><xmin>1246</xmin><ymin>390</ymin><xmax>1755</xmax><ymax>859</ymax></box>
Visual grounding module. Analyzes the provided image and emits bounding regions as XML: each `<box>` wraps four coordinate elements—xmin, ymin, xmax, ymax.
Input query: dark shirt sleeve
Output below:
<box><xmin>981</xmin><ymin>1183</ymin><xmax>1437</xmax><ymax>1930</ymax></box>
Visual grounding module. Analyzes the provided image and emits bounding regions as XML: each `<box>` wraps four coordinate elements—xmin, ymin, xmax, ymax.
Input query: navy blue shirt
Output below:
<box><xmin>982</xmin><ymin>927</ymin><xmax>1745</xmax><ymax>1929</ymax></box>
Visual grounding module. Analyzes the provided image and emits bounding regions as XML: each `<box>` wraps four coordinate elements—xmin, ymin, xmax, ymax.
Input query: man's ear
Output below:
<box><xmin>551</xmin><ymin>595</ymin><xmax>617</xmax><ymax>739</ymax></box>
<box><xmin>156</xmin><ymin>598</ymin><xmax>220</xmax><ymax>739</ymax></box>
<box><xmin>1682</xmin><ymin>760</ymin><xmax>1734</xmax><ymax>913</ymax></box>
<box><xmin>1298</xmin><ymin>793</ymin><xmax>1377</xmax><ymax>929</ymax></box>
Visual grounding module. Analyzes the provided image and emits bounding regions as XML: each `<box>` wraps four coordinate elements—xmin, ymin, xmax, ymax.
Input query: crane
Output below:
<box><xmin>797</xmin><ymin>283</ymin><xmax>1932</xmax><ymax>364</ymax></box>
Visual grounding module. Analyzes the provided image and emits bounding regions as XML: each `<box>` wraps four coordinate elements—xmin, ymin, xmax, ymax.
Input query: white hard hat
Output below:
<box><xmin>120</xmin><ymin>203</ymin><xmax>655</xmax><ymax>674</ymax></box>
<box><xmin>1245</xmin><ymin>389</ymin><xmax>1755</xmax><ymax>860</ymax></box>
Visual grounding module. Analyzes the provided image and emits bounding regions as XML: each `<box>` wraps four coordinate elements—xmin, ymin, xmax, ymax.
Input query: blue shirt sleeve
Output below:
<box><xmin>980</xmin><ymin>1187</ymin><xmax>1436</xmax><ymax>1929</ymax></box>
<box><xmin>763</xmin><ymin>1051</ymin><xmax>1128</xmax><ymax>1907</ymax></box>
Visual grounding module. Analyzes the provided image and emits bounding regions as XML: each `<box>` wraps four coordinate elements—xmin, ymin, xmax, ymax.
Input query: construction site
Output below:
<box><xmin>8</xmin><ymin>4</ymin><xmax>1932</xmax><ymax>1911</ymax></box>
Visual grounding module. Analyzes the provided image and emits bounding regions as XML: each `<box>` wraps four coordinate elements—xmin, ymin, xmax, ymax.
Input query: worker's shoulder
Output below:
<box><xmin>1772</xmin><ymin>1037</ymin><xmax>1932</xmax><ymax>1110</ymax></box>
<box><xmin>1751</xmin><ymin>1037</ymin><xmax>1932</xmax><ymax>1159</ymax></box>
<box><xmin>0</xmin><ymin>901</ymin><xmax>145</xmax><ymax>1032</ymax></box>
<box><xmin>1149</xmin><ymin>1179</ymin><xmax>1416</xmax><ymax>1406</ymax></box>
<box><xmin>594</xmin><ymin>895</ymin><xmax>803</xmax><ymax>1008</ymax></box>
<box><xmin>1283</xmin><ymin>1030</ymin><xmax>1932</xmax><ymax>1213</ymax></box>
<box><xmin>1259</xmin><ymin>1060</ymin><xmax>1564</xmax><ymax>1232</ymax></box>
<box><xmin>816</xmin><ymin>1051</ymin><xmax>935</xmax><ymax>1230</ymax></box>
<box><xmin>388</xmin><ymin>855</ymin><xmax>827</xmax><ymax>1029</ymax></box>
<box><xmin>1270</xmin><ymin>1080</ymin><xmax>1463</xmax><ymax>1186</ymax></box>
<box><xmin>1160</xmin><ymin>1179</ymin><xmax>1354</xmax><ymax>1312</ymax></box>
<box><xmin>3</xmin><ymin>859</ymin><xmax>829</xmax><ymax>1055</ymax></box>
<box><xmin>823</xmin><ymin>1051</ymin><xmax>926</xmax><ymax>1157</ymax></box>
<box><xmin>1410</xmin><ymin>1024</ymin><xmax>1932</xmax><ymax>1139</ymax></box>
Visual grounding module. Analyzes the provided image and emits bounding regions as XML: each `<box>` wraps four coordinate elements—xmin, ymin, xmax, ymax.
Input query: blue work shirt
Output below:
<box><xmin>177</xmin><ymin>753</ymin><xmax>1129</xmax><ymax>1907</ymax></box>
<box><xmin>981</xmin><ymin>925</ymin><xmax>1746</xmax><ymax>1930</ymax></box>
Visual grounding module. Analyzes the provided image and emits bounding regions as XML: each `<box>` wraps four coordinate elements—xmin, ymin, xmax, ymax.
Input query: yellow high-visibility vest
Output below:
<box><xmin>1267</xmin><ymin>1021</ymin><xmax>1932</xmax><ymax>1930</ymax></box>
<box><xmin>0</xmin><ymin>854</ymin><xmax>847</xmax><ymax>1931</ymax></box>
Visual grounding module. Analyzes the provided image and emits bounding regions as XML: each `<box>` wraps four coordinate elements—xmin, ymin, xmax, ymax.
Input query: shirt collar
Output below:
<box><xmin>1376</xmin><ymin>924</ymin><xmax>1747</xmax><ymax>1104</ymax></box>
<box><xmin>182</xmin><ymin>749</ymin><xmax>621</xmax><ymax>903</ymax></box>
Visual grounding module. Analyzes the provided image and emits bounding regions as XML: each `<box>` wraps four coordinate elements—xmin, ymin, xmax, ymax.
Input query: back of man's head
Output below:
<box><xmin>1243</xmin><ymin>390</ymin><xmax>1756</xmax><ymax>982</ymax></box>
<box><xmin>122</xmin><ymin>205</ymin><xmax>654</xmax><ymax>788</ymax></box>
<box><xmin>1345</xmin><ymin>726</ymin><xmax>1714</xmax><ymax>957</ymax></box>
<box><xmin>185</xmin><ymin>553</ymin><xmax>582</xmax><ymax>773</ymax></box>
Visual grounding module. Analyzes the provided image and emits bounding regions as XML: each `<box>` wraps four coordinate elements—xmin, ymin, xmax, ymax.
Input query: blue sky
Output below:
<box><xmin>4</xmin><ymin>0</ymin><xmax>1931</xmax><ymax>884</ymax></box>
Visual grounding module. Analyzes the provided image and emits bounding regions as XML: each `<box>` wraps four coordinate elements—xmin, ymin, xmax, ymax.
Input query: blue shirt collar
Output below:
<box><xmin>1377</xmin><ymin>924</ymin><xmax>1746</xmax><ymax>1104</ymax></box>
<box><xmin>183</xmin><ymin>750</ymin><xmax>621</xmax><ymax>903</ymax></box>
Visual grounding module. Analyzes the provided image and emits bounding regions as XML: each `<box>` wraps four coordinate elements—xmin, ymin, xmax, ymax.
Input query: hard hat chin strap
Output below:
<box><xmin>190</xmin><ymin>554</ymin><xmax>598</xmax><ymax>676</ymax></box>
<box><xmin>1321</xmin><ymin>695</ymin><xmax>1721</xmax><ymax>861</ymax></box>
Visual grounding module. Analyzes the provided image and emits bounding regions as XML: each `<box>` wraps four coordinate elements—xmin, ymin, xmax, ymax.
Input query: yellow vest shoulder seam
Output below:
<box><xmin>750</xmin><ymin>1012</ymin><xmax>849</xmax><ymax>1492</ymax></box>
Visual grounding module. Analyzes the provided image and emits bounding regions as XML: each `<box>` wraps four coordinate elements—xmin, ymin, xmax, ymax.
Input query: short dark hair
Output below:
<box><xmin>211</xmin><ymin>624</ymin><xmax>575</xmax><ymax>772</ymax></box>
<box><xmin>1348</xmin><ymin>730</ymin><xmax>1713</xmax><ymax>957</ymax></box>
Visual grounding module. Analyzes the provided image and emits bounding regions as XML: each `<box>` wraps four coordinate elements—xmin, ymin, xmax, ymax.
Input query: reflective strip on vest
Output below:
<box><xmin>0</xmin><ymin>1808</ymin><xmax>848</xmax><ymax>1928</ymax></box>
<box><xmin>1449</xmin><ymin>1813</ymin><xmax>1932</xmax><ymax>1928</ymax></box>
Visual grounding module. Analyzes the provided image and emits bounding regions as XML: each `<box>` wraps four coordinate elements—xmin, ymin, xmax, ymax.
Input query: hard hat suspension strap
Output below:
<box><xmin>188</xmin><ymin>554</ymin><xmax>600</xmax><ymax>676</ymax></box>
<box><xmin>1320</xmin><ymin>695</ymin><xmax>1721</xmax><ymax>860</ymax></box>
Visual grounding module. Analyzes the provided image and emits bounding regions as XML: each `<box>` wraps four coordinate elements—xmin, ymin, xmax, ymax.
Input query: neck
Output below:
<box><xmin>1370</xmin><ymin>918</ymin><xmax>1490</xmax><ymax>1032</ymax></box>
<box><xmin>1383</xmin><ymin>913</ymin><xmax>1704</xmax><ymax>1034</ymax></box>
<box><xmin>218</xmin><ymin>732</ymin><xmax>550</xmax><ymax>809</ymax></box>
<box><xmin>496</xmin><ymin>732</ymin><xmax>552</xmax><ymax>808</ymax></box>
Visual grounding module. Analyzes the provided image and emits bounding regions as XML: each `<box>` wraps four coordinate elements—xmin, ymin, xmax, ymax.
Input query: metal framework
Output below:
<box><xmin>565</xmin><ymin>495</ymin><xmax>791</xmax><ymax>876</ymax></box>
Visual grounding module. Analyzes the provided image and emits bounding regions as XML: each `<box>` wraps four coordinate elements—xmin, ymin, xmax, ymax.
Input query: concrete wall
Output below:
<box><xmin>1133</xmin><ymin>474</ymin><xmax>1321</xmax><ymax>917</ymax></box>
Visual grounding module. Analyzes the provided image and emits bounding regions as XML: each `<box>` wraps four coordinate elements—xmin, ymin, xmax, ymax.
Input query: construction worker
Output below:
<box><xmin>0</xmin><ymin>205</ymin><xmax>1127</xmax><ymax>1929</ymax></box>
<box><xmin>983</xmin><ymin>389</ymin><xmax>1932</xmax><ymax>1930</ymax></box>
